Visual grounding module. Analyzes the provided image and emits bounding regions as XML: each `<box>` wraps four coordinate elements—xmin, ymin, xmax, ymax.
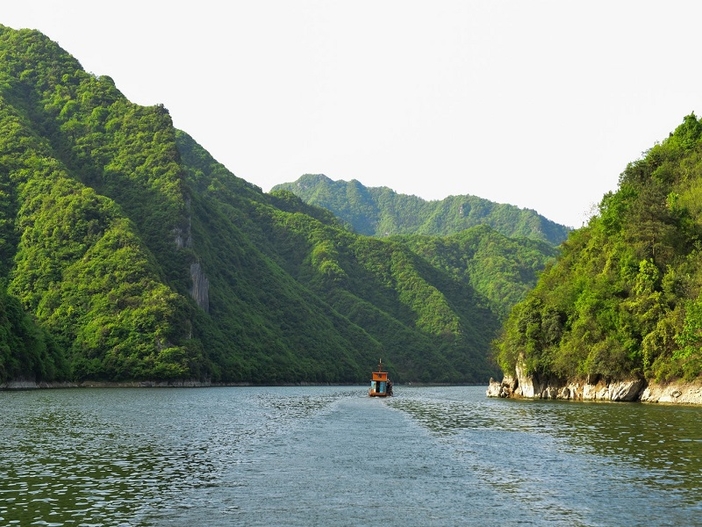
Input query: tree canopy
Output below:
<box><xmin>494</xmin><ymin>113</ymin><xmax>702</xmax><ymax>384</ymax></box>
<box><xmin>272</xmin><ymin>174</ymin><xmax>570</xmax><ymax>244</ymax></box>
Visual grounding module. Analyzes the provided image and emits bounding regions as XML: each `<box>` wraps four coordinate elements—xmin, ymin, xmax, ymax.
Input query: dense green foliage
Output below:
<box><xmin>394</xmin><ymin>225</ymin><xmax>557</xmax><ymax>321</ymax></box>
<box><xmin>0</xmin><ymin>26</ymin><xmax>198</xmax><ymax>382</ymax></box>
<box><xmin>272</xmin><ymin>174</ymin><xmax>570</xmax><ymax>244</ymax></box>
<box><xmin>495</xmin><ymin>114</ymin><xmax>702</xmax><ymax>384</ymax></box>
<box><xmin>0</xmin><ymin>25</ymin><xmax>561</xmax><ymax>384</ymax></box>
<box><xmin>177</xmin><ymin>135</ymin><xmax>508</xmax><ymax>383</ymax></box>
<box><xmin>0</xmin><ymin>283</ymin><xmax>66</xmax><ymax>383</ymax></box>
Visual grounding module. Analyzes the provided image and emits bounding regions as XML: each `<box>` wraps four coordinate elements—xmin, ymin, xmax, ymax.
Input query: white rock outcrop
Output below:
<box><xmin>487</xmin><ymin>369</ymin><xmax>702</xmax><ymax>405</ymax></box>
<box><xmin>487</xmin><ymin>356</ymin><xmax>702</xmax><ymax>405</ymax></box>
<box><xmin>640</xmin><ymin>382</ymin><xmax>702</xmax><ymax>405</ymax></box>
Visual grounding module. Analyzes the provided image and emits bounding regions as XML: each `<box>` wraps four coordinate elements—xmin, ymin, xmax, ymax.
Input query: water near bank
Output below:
<box><xmin>1</xmin><ymin>386</ymin><xmax>700</xmax><ymax>526</ymax></box>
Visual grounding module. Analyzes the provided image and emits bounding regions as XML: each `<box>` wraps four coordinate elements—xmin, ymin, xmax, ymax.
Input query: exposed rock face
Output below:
<box><xmin>578</xmin><ymin>379</ymin><xmax>644</xmax><ymax>401</ymax></box>
<box><xmin>640</xmin><ymin>382</ymin><xmax>702</xmax><ymax>405</ymax></box>
<box><xmin>487</xmin><ymin>357</ymin><xmax>702</xmax><ymax>404</ymax></box>
<box><xmin>189</xmin><ymin>262</ymin><xmax>209</xmax><ymax>313</ymax></box>
<box><xmin>488</xmin><ymin>367</ymin><xmax>702</xmax><ymax>405</ymax></box>
<box><xmin>486</xmin><ymin>376</ymin><xmax>516</xmax><ymax>398</ymax></box>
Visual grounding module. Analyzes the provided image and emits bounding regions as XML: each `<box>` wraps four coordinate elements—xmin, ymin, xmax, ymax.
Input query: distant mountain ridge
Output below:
<box><xmin>272</xmin><ymin>174</ymin><xmax>570</xmax><ymax>245</ymax></box>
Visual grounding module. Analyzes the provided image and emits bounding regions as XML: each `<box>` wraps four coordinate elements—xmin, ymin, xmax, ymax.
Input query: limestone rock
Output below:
<box><xmin>486</xmin><ymin>376</ymin><xmax>516</xmax><ymax>398</ymax></box>
<box><xmin>640</xmin><ymin>382</ymin><xmax>702</xmax><ymax>405</ymax></box>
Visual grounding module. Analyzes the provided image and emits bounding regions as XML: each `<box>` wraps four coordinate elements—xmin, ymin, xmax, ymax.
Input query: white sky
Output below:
<box><xmin>3</xmin><ymin>1</ymin><xmax>702</xmax><ymax>228</ymax></box>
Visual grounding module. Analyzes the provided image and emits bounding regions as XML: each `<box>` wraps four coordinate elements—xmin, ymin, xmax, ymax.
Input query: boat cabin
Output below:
<box><xmin>369</xmin><ymin>359</ymin><xmax>393</xmax><ymax>397</ymax></box>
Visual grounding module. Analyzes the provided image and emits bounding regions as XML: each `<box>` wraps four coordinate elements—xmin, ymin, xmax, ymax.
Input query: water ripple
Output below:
<box><xmin>2</xmin><ymin>386</ymin><xmax>702</xmax><ymax>526</ymax></box>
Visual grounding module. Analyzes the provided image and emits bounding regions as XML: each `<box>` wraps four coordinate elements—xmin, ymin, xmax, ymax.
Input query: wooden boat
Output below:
<box><xmin>368</xmin><ymin>359</ymin><xmax>393</xmax><ymax>397</ymax></box>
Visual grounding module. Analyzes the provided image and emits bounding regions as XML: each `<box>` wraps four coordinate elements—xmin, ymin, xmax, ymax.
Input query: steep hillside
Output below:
<box><xmin>0</xmin><ymin>25</ymin><xmax>548</xmax><ymax>384</ymax></box>
<box><xmin>272</xmin><ymin>174</ymin><xmax>570</xmax><ymax>244</ymax></box>
<box><xmin>494</xmin><ymin>114</ymin><xmax>702</xmax><ymax>390</ymax></box>
<box><xmin>393</xmin><ymin>225</ymin><xmax>558</xmax><ymax>321</ymax></box>
<box><xmin>176</xmin><ymin>135</ymin><xmax>503</xmax><ymax>383</ymax></box>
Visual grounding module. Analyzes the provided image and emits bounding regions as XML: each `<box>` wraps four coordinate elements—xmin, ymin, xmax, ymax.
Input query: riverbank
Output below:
<box><xmin>0</xmin><ymin>379</ymin><xmax>240</xmax><ymax>390</ymax></box>
<box><xmin>487</xmin><ymin>372</ymin><xmax>702</xmax><ymax>405</ymax></box>
<box><xmin>0</xmin><ymin>378</ymin><xmax>486</xmax><ymax>390</ymax></box>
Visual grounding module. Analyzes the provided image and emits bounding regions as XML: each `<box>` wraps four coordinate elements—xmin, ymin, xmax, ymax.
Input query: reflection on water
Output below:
<box><xmin>1</xmin><ymin>386</ymin><xmax>701</xmax><ymax>526</ymax></box>
<box><xmin>0</xmin><ymin>388</ymin><xmax>357</xmax><ymax>526</ymax></box>
<box><xmin>0</xmin><ymin>390</ymin><xmax>219</xmax><ymax>526</ymax></box>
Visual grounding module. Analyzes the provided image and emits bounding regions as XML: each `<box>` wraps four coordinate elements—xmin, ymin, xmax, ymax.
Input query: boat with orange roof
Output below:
<box><xmin>368</xmin><ymin>359</ymin><xmax>393</xmax><ymax>397</ymax></box>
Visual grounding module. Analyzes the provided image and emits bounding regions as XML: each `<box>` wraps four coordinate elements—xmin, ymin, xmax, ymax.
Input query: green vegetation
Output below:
<box><xmin>272</xmin><ymin>174</ymin><xmax>571</xmax><ymax>244</ymax></box>
<box><xmin>495</xmin><ymin>114</ymin><xmax>702</xmax><ymax>384</ymax></box>
<box><xmin>0</xmin><ymin>283</ymin><xmax>67</xmax><ymax>383</ymax></box>
<box><xmin>393</xmin><ymin>225</ymin><xmax>558</xmax><ymax>321</ymax></box>
<box><xmin>0</xmin><ymin>25</ymin><xmax>561</xmax><ymax>385</ymax></box>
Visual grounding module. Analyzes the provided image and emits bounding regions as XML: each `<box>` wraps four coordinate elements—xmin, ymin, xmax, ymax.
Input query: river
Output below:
<box><xmin>1</xmin><ymin>385</ymin><xmax>700</xmax><ymax>526</ymax></box>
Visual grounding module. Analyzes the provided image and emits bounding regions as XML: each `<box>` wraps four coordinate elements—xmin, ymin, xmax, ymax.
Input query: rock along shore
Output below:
<box><xmin>487</xmin><ymin>362</ymin><xmax>702</xmax><ymax>405</ymax></box>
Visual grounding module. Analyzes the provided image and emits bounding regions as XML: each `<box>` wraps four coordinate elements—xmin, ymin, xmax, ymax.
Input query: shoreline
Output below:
<box><xmin>487</xmin><ymin>374</ymin><xmax>702</xmax><ymax>406</ymax></box>
<box><xmin>0</xmin><ymin>379</ymin><xmax>490</xmax><ymax>391</ymax></box>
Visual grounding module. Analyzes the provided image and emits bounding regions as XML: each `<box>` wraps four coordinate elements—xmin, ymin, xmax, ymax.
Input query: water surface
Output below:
<box><xmin>1</xmin><ymin>386</ymin><xmax>700</xmax><ymax>526</ymax></box>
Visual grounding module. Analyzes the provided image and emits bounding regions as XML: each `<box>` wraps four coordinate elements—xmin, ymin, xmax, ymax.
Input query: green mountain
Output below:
<box><xmin>495</xmin><ymin>114</ymin><xmax>702</xmax><ymax>385</ymax></box>
<box><xmin>272</xmin><ymin>174</ymin><xmax>570</xmax><ymax>244</ymax></box>
<box><xmin>0</xmin><ymin>25</ymin><xmax>560</xmax><ymax>385</ymax></box>
<box><xmin>392</xmin><ymin>226</ymin><xmax>558</xmax><ymax>321</ymax></box>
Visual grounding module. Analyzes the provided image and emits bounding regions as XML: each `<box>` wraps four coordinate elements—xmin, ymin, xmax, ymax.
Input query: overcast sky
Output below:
<box><xmin>4</xmin><ymin>1</ymin><xmax>702</xmax><ymax>227</ymax></box>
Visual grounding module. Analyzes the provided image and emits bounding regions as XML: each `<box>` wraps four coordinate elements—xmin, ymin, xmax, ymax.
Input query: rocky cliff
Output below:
<box><xmin>487</xmin><ymin>358</ymin><xmax>702</xmax><ymax>405</ymax></box>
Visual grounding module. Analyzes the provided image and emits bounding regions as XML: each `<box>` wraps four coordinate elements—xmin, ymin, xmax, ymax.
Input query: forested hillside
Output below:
<box><xmin>495</xmin><ymin>114</ymin><xmax>702</xmax><ymax>385</ymax></box>
<box><xmin>0</xmin><ymin>25</ymin><xmax>558</xmax><ymax>385</ymax></box>
<box><xmin>273</xmin><ymin>174</ymin><xmax>570</xmax><ymax>244</ymax></box>
<box><xmin>393</xmin><ymin>226</ymin><xmax>557</xmax><ymax>321</ymax></box>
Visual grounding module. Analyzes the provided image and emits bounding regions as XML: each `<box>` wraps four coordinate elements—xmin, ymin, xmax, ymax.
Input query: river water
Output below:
<box><xmin>1</xmin><ymin>385</ymin><xmax>701</xmax><ymax>526</ymax></box>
